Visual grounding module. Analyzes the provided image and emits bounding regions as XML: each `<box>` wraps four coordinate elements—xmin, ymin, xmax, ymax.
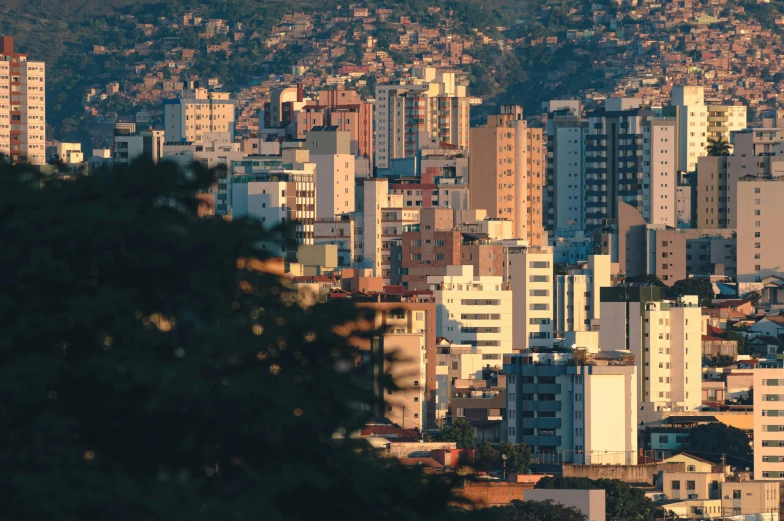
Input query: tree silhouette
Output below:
<box><xmin>0</xmin><ymin>159</ymin><xmax>461</xmax><ymax>521</ymax></box>
<box><xmin>707</xmin><ymin>137</ymin><xmax>730</xmax><ymax>156</ymax></box>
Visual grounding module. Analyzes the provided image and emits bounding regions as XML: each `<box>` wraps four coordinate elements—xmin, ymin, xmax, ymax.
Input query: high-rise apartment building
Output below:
<box><xmin>736</xmin><ymin>176</ymin><xmax>784</xmax><ymax>283</ymax></box>
<box><xmin>585</xmin><ymin>99</ymin><xmax>677</xmax><ymax>228</ymax></box>
<box><xmin>469</xmin><ymin>106</ymin><xmax>545</xmax><ymax>244</ymax></box>
<box><xmin>554</xmin><ymin>255</ymin><xmax>611</xmax><ymax>335</ymax></box>
<box><xmin>428</xmin><ymin>265</ymin><xmax>513</xmax><ymax>356</ymax></box>
<box><xmin>113</xmin><ymin>123</ymin><xmax>165</xmax><ymax>166</ymax></box>
<box><xmin>231</xmin><ymin>148</ymin><xmax>316</xmax><ymax>260</ymax></box>
<box><xmin>504</xmin><ymin>351</ymin><xmax>638</xmax><ymax>464</ymax></box>
<box><xmin>296</xmin><ymin>89</ymin><xmax>374</xmax><ymax>161</ymax></box>
<box><xmin>0</xmin><ymin>37</ymin><xmax>45</xmax><ymax>165</ymax></box>
<box><xmin>305</xmin><ymin>128</ymin><xmax>355</xmax><ymax>219</ymax></box>
<box><xmin>375</xmin><ymin>68</ymin><xmax>469</xmax><ymax>170</ymax></box>
<box><xmin>599</xmin><ymin>286</ymin><xmax>701</xmax><ymax>420</ymax></box>
<box><xmin>544</xmin><ymin>101</ymin><xmax>586</xmax><ymax>233</ymax></box>
<box><xmin>753</xmin><ymin>368</ymin><xmax>784</xmax><ymax>480</ymax></box>
<box><xmin>508</xmin><ymin>246</ymin><xmax>555</xmax><ymax>350</ymax></box>
<box><xmin>164</xmin><ymin>88</ymin><xmax>235</xmax><ymax>143</ymax></box>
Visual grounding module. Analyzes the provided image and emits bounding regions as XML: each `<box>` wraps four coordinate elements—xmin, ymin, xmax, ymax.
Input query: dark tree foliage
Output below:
<box><xmin>434</xmin><ymin>418</ymin><xmax>477</xmax><ymax>449</ymax></box>
<box><xmin>535</xmin><ymin>477</ymin><xmax>664</xmax><ymax>519</ymax></box>
<box><xmin>0</xmin><ymin>160</ymin><xmax>462</xmax><ymax>521</ymax></box>
<box><xmin>455</xmin><ymin>499</ymin><xmax>587</xmax><ymax>521</ymax></box>
<box><xmin>703</xmin><ymin>354</ymin><xmax>735</xmax><ymax>368</ymax></box>
<box><xmin>684</xmin><ymin>423</ymin><xmax>753</xmax><ymax>469</ymax></box>
<box><xmin>671</xmin><ymin>278</ymin><xmax>714</xmax><ymax>307</ymax></box>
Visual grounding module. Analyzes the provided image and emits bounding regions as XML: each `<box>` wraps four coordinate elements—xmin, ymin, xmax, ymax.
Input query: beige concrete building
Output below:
<box><xmin>721</xmin><ymin>481</ymin><xmax>779</xmax><ymax>517</ymax></box>
<box><xmin>164</xmin><ymin>87</ymin><xmax>235</xmax><ymax>143</ymax></box>
<box><xmin>0</xmin><ymin>37</ymin><xmax>45</xmax><ymax>165</ymax></box>
<box><xmin>469</xmin><ymin>106</ymin><xmax>545</xmax><ymax>245</ymax></box>
<box><xmin>375</xmin><ymin>68</ymin><xmax>469</xmax><ymax>169</ymax></box>
<box><xmin>429</xmin><ymin>265</ymin><xmax>513</xmax><ymax>356</ymax></box>
<box><xmin>600</xmin><ymin>286</ymin><xmax>702</xmax><ymax>419</ymax></box>
<box><xmin>753</xmin><ymin>368</ymin><xmax>784</xmax><ymax>480</ymax></box>
<box><xmin>372</xmin><ymin>333</ymin><xmax>426</xmax><ymax>431</ymax></box>
<box><xmin>508</xmin><ymin>246</ymin><xmax>555</xmax><ymax>350</ymax></box>
<box><xmin>524</xmin><ymin>489</ymin><xmax>606</xmax><ymax>521</ymax></box>
<box><xmin>662</xmin><ymin>471</ymin><xmax>724</xmax><ymax>500</ymax></box>
<box><xmin>736</xmin><ymin>176</ymin><xmax>784</xmax><ymax>283</ymax></box>
<box><xmin>313</xmin><ymin>216</ymin><xmax>354</xmax><ymax>267</ymax></box>
<box><xmin>305</xmin><ymin>128</ymin><xmax>355</xmax><ymax>219</ymax></box>
<box><xmin>555</xmin><ymin>255</ymin><xmax>611</xmax><ymax>335</ymax></box>
<box><xmin>296</xmin><ymin>89</ymin><xmax>374</xmax><ymax>161</ymax></box>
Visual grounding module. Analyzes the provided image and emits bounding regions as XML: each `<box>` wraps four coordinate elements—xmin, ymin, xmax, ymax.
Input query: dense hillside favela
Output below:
<box><xmin>12</xmin><ymin>0</ymin><xmax>784</xmax><ymax>518</ymax></box>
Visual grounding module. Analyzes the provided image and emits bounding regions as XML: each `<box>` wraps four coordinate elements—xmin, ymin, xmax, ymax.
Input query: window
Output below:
<box><xmin>659</xmin><ymin>435</ymin><xmax>669</xmax><ymax>443</ymax></box>
<box><xmin>451</xmin><ymin>362</ymin><xmax>458</xmax><ymax>370</ymax></box>
<box><xmin>733</xmin><ymin>490</ymin><xmax>741</xmax><ymax>499</ymax></box>
<box><xmin>671</xmin><ymin>480</ymin><xmax>680</xmax><ymax>490</ymax></box>
<box><xmin>687</xmin><ymin>465</ymin><xmax>696</xmax><ymax>472</ymax></box>
<box><xmin>686</xmin><ymin>481</ymin><xmax>696</xmax><ymax>491</ymax></box>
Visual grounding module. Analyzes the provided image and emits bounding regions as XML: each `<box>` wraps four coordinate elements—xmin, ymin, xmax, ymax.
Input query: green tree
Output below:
<box><xmin>745</xmin><ymin>290</ymin><xmax>762</xmax><ymax>308</ymax></box>
<box><xmin>0</xmin><ymin>160</ymin><xmax>463</xmax><ymax>521</ymax></box>
<box><xmin>498</xmin><ymin>442</ymin><xmax>532</xmax><ymax>474</ymax></box>
<box><xmin>684</xmin><ymin>423</ymin><xmax>753</xmax><ymax>468</ymax></box>
<box><xmin>435</xmin><ymin>418</ymin><xmax>477</xmax><ymax>449</ymax></box>
<box><xmin>554</xmin><ymin>263</ymin><xmax>568</xmax><ymax>276</ymax></box>
<box><xmin>535</xmin><ymin>477</ymin><xmax>663</xmax><ymax>519</ymax></box>
<box><xmin>476</xmin><ymin>441</ymin><xmax>499</xmax><ymax>472</ymax></box>
<box><xmin>625</xmin><ymin>274</ymin><xmax>668</xmax><ymax>289</ymax></box>
<box><xmin>739</xmin><ymin>387</ymin><xmax>754</xmax><ymax>405</ymax></box>
<box><xmin>707</xmin><ymin>137</ymin><xmax>731</xmax><ymax>156</ymax></box>
<box><xmin>671</xmin><ymin>278</ymin><xmax>715</xmax><ymax>307</ymax></box>
<box><xmin>703</xmin><ymin>354</ymin><xmax>735</xmax><ymax>367</ymax></box>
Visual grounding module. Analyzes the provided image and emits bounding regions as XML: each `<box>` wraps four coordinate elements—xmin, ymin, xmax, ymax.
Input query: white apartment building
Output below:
<box><xmin>643</xmin><ymin>118</ymin><xmax>678</xmax><ymax>226</ymax></box>
<box><xmin>545</xmin><ymin>102</ymin><xmax>586</xmax><ymax>233</ymax></box>
<box><xmin>164</xmin><ymin>88</ymin><xmax>236</xmax><ymax>143</ymax></box>
<box><xmin>305</xmin><ymin>128</ymin><xmax>355</xmax><ymax>219</ymax></box>
<box><xmin>508</xmin><ymin>246</ymin><xmax>555</xmax><ymax>350</ymax></box>
<box><xmin>736</xmin><ymin>176</ymin><xmax>784</xmax><ymax>283</ymax></box>
<box><xmin>435</xmin><ymin>341</ymin><xmax>500</xmax><ymax>425</ymax></box>
<box><xmin>356</xmin><ymin>177</ymin><xmax>419</xmax><ymax>280</ymax></box>
<box><xmin>375</xmin><ymin>68</ymin><xmax>469</xmax><ymax>169</ymax></box>
<box><xmin>231</xmin><ymin>148</ymin><xmax>316</xmax><ymax>260</ymax></box>
<box><xmin>504</xmin><ymin>351</ymin><xmax>638</xmax><ymax>464</ymax></box>
<box><xmin>113</xmin><ymin>123</ymin><xmax>165</xmax><ymax>166</ymax></box>
<box><xmin>555</xmin><ymin>255</ymin><xmax>611</xmax><ymax>335</ymax></box>
<box><xmin>428</xmin><ymin>265</ymin><xmax>513</xmax><ymax>356</ymax></box>
<box><xmin>753</xmin><ymin>369</ymin><xmax>784</xmax><ymax>480</ymax></box>
<box><xmin>55</xmin><ymin>143</ymin><xmax>83</xmax><ymax>164</ymax></box>
<box><xmin>0</xmin><ymin>37</ymin><xmax>45</xmax><ymax>165</ymax></box>
<box><xmin>671</xmin><ymin>86</ymin><xmax>707</xmax><ymax>173</ymax></box>
<box><xmin>599</xmin><ymin>286</ymin><xmax>701</xmax><ymax>420</ymax></box>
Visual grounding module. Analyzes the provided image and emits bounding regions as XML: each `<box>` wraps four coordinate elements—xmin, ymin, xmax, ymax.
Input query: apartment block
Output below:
<box><xmin>313</xmin><ymin>216</ymin><xmax>354</xmax><ymax>267</ymax></box>
<box><xmin>585</xmin><ymin>98</ymin><xmax>676</xmax><ymax>228</ymax></box>
<box><xmin>670</xmin><ymin>86</ymin><xmax>708</xmax><ymax>173</ymax></box>
<box><xmin>753</xmin><ymin>369</ymin><xmax>784</xmax><ymax>480</ymax></box>
<box><xmin>164</xmin><ymin>87</ymin><xmax>235</xmax><ymax>143</ymax></box>
<box><xmin>736</xmin><ymin>176</ymin><xmax>784</xmax><ymax>283</ymax></box>
<box><xmin>231</xmin><ymin>148</ymin><xmax>316</xmax><ymax>260</ymax></box>
<box><xmin>428</xmin><ymin>265</ymin><xmax>513</xmax><ymax>356</ymax></box>
<box><xmin>508</xmin><ymin>246</ymin><xmax>555</xmax><ymax>350</ymax></box>
<box><xmin>296</xmin><ymin>88</ymin><xmax>373</xmax><ymax>161</ymax></box>
<box><xmin>0</xmin><ymin>37</ymin><xmax>45</xmax><ymax>165</ymax></box>
<box><xmin>544</xmin><ymin>101</ymin><xmax>586</xmax><ymax>233</ymax></box>
<box><xmin>720</xmin><ymin>481</ymin><xmax>779</xmax><ymax>517</ymax></box>
<box><xmin>369</xmin><ymin>333</ymin><xmax>426</xmax><ymax>431</ymax></box>
<box><xmin>504</xmin><ymin>351</ymin><xmax>637</xmax><ymax>464</ymax></box>
<box><xmin>469</xmin><ymin>106</ymin><xmax>545</xmax><ymax>244</ymax></box>
<box><xmin>113</xmin><ymin>123</ymin><xmax>165</xmax><ymax>166</ymax></box>
<box><xmin>375</xmin><ymin>68</ymin><xmax>469</xmax><ymax>170</ymax></box>
<box><xmin>305</xmin><ymin>127</ymin><xmax>355</xmax><ymax>219</ymax></box>
<box><xmin>599</xmin><ymin>286</ymin><xmax>702</xmax><ymax>419</ymax></box>
<box><xmin>555</xmin><ymin>255</ymin><xmax>611</xmax><ymax>335</ymax></box>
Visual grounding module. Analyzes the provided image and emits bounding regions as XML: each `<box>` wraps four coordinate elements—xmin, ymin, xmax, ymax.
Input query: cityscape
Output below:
<box><xmin>7</xmin><ymin>0</ymin><xmax>784</xmax><ymax>519</ymax></box>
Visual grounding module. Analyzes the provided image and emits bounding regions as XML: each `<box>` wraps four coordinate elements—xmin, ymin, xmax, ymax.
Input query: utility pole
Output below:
<box><xmin>721</xmin><ymin>453</ymin><xmax>726</xmax><ymax>469</ymax></box>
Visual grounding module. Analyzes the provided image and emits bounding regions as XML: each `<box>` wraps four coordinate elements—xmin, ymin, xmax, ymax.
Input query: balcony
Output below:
<box><xmin>521</xmin><ymin>400</ymin><xmax>561</xmax><ymax>412</ymax></box>
<box><xmin>522</xmin><ymin>435</ymin><xmax>562</xmax><ymax>447</ymax></box>
<box><xmin>521</xmin><ymin>417</ymin><xmax>561</xmax><ymax>430</ymax></box>
<box><xmin>528</xmin><ymin>383</ymin><xmax>562</xmax><ymax>394</ymax></box>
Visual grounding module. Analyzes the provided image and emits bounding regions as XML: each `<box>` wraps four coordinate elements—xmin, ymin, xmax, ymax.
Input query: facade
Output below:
<box><xmin>305</xmin><ymin>127</ymin><xmax>355</xmax><ymax>219</ymax></box>
<box><xmin>231</xmin><ymin>148</ymin><xmax>316</xmax><ymax>260</ymax></box>
<box><xmin>469</xmin><ymin>106</ymin><xmax>545</xmax><ymax>244</ymax></box>
<box><xmin>544</xmin><ymin>100</ymin><xmax>586</xmax><ymax>233</ymax></box>
<box><xmin>113</xmin><ymin>123</ymin><xmax>164</xmax><ymax>166</ymax></box>
<box><xmin>428</xmin><ymin>265</ymin><xmax>513</xmax><ymax>356</ymax></box>
<box><xmin>313</xmin><ymin>216</ymin><xmax>354</xmax><ymax>267</ymax></box>
<box><xmin>0</xmin><ymin>37</ymin><xmax>45</xmax><ymax>165</ymax></box>
<box><xmin>504</xmin><ymin>352</ymin><xmax>638</xmax><ymax>464</ymax></box>
<box><xmin>524</xmin><ymin>490</ymin><xmax>606</xmax><ymax>521</ymax></box>
<box><xmin>375</xmin><ymin>68</ymin><xmax>469</xmax><ymax>170</ymax></box>
<box><xmin>670</xmin><ymin>86</ymin><xmax>708</xmax><ymax>173</ymax></box>
<box><xmin>736</xmin><ymin>176</ymin><xmax>784</xmax><ymax>283</ymax></box>
<box><xmin>164</xmin><ymin>88</ymin><xmax>235</xmax><ymax>143</ymax></box>
<box><xmin>585</xmin><ymin>98</ymin><xmax>677</xmax><ymax>228</ymax></box>
<box><xmin>720</xmin><ymin>481</ymin><xmax>779</xmax><ymax>517</ymax></box>
<box><xmin>508</xmin><ymin>246</ymin><xmax>555</xmax><ymax>350</ymax></box>
<box><xmin>296</xmin><ymin>89</ymin><xmax>373</xmax><ymax>161</ymax></box>
<box><xmin>753</xmin><ymin>369</ymin><xmax>784</xmax><ymax>480</ymax></box>
<box><xmin>599</xmin><ymin>286</ymin><xmax>702</xmax><ymax>418</ymax></box>
<box><xmin>371</xmin><ymin>333</ymin><xmax>426</xmax><ymax>431</ymax></box>
<box><xmin>554</xmin><ymin>255</ymin><xmax>611</xmax><ymax>335</ymax></box>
